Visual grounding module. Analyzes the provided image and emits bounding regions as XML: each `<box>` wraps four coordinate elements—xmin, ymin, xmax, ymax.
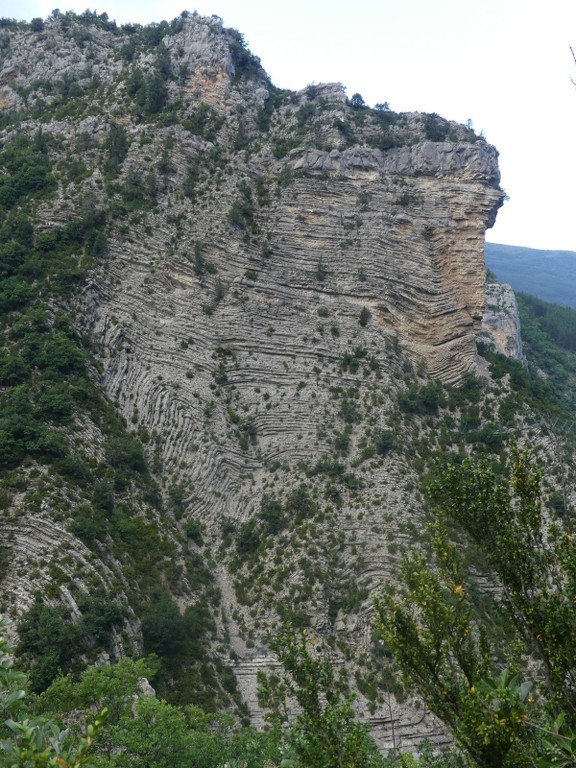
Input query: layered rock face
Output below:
<box><xmin>288</xmin><ymin>141</ymin><xmax>502</xmax><ymax>382</ymax></box>
<box><xmin>482</xmin><ymin>282</ymin><xmax>524</xmax><ymax>360</ymax></box>
<box><xmin>0</xmin><ymin>12</ymin><xmax>506</xmax><ymax>749</ymax></box>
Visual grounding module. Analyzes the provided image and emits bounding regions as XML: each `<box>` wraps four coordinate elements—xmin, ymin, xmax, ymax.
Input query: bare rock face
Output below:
<box><xmin>287</xmin><ymin>142</ymin><xmax>502</xmax><ymax>382</ymax></box>
<box><xmin>482</xmin><ymin>282</ymin><xmax>524</xmax><ymax>360</ymax></box>
<box><xmin>0</xmin><ymin>11</ymin><xmax>506</xmax><ymax>750</ymax></box>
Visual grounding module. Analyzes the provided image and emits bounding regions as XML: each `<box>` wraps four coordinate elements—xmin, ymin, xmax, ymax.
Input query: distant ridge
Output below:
<box><xmin>485</xmin><ymin>242</ymin><xmax>576</xmax><ymax>307</ymax></box>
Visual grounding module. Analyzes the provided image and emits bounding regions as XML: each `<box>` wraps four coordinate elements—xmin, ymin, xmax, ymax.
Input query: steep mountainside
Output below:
<box><xmin>2</xmin><ymin>10</ymin><xmax>570</xmax><ymax>751</ymax></box>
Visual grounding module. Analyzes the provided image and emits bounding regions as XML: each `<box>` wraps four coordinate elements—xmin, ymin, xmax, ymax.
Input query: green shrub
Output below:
<box><xmin>184</xmin><ymin>518</ymin><xmax>203</xmax><ymax>545</ymax></box>
<box><xmin>398</xmin><ymin>380</ymin><xmax>445</xmax><ymax>415</ymax></box>
<box><xmin>359</xmin><ymin>306</ymin><xmax>371</xmax><ymax>327</ymax></box>
<box><xmin>374</xmin><ymin>429</ymin><xmax>394</xmax><ymax>455</ymax></box>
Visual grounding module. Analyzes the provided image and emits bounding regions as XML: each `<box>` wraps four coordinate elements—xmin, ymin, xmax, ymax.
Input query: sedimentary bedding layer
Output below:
<box><xmin>0</xmin><ymin>12</ymin><xmax>508</xmax><ymax>747</ymax></box>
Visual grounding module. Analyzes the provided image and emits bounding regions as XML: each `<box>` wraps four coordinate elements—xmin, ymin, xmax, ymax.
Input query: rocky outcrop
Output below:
<box><xmin>286</xmin><ymin>142</ymin><xmax>503</xmax><ymax>382</ymax></box>
<box><xmin>482</xmin><ymin>282</ymin><xmax>524</xmax><ymax>359</ymax></box>
<box><xmin>0</xmin><ymin>11</ymin><xmax>508</xmax><ymax>750</ymax></box>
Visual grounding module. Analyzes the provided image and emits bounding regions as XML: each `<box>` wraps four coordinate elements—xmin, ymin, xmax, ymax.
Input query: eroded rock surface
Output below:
<box><xmin>482</xmin><ymin>282</ymin><xmax>524</xmax><ymax>360</ymax></box>
<box><xmin>0</xmin><ymin>12</ymin><xmax>508</xmax><ymax>749</ymax></box>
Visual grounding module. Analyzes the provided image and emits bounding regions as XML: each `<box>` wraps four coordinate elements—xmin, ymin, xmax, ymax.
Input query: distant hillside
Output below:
<box><xmin>485</xmin><ymin>242</ymin><xmax>576</xmax><ymax>307</ymax></box>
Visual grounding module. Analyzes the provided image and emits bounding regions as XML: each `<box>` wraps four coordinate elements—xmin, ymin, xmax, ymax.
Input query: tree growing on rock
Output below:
<box><xmin>350</xmin><ymin>93</ymin><xmax>366</xmax><ymax>109</ymax></box>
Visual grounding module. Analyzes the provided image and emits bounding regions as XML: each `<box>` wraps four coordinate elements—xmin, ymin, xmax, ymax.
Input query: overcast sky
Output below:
<box><xmin>3</xmin><ymin>0</ymin><xmax>576</xmax><ymax>252</ymax></box>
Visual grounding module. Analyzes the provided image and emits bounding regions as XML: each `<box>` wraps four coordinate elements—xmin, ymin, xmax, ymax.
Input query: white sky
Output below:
<box><xmin>3</xmin><ymin>0</ymin><xmax>576</xmax><ymax>251</ymax></box>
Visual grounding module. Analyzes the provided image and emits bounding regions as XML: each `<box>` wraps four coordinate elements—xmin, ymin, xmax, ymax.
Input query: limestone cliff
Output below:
<box><xmin>481</xmin><ymin>281</ymin><xmax>524</xmax><ymax>360</ymax></box>
<box><xmin>0</xmin><ymin>11</ymin><xmax>509</xmax><ymax>748</ymax></box>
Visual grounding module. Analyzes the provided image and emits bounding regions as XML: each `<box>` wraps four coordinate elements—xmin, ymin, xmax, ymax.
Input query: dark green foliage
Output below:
<box><xmin>423</xmin><ymin>113</ymin><xmax>450</xmax><ymax>142</ymax></box>
<box><xmin>108</xmin><ymin>504</ymin><xmax>173</xmax><ymax>568</ymax></box>
<box><xmin>189</xmin><ymin>241</ymin><xmax>215</xmax><ymax>276</ymax></box>
<box><xmin>30</xmin><ymin>17</ymin><xmax>44</xmax><ymax>31</ymax></box>
<box><xmin>272</xmin><ymin>136</ymin><xmax>300</xmax><ymax>159</ymax></box>
<box><xmin>464</xmin><ymin>422</ymin><xmax>503</xmax><ymax>452</ymax></box>
<box><xmin>0</xmin><ymin>350</ymin><xmax>29</xmax><ymax>386</ymax></box>
<box><xmin>446</xmin><ymin>371</ymin><xmax>484</xmax><ymax>409</ymax></box>
<box><xmin>214</xmin><ymin>278</ymin><xmax>225</xmax><ymax>304</ymax></box>
<box><xmin>315</xmin><ymin>257</ymin><xmax>327</xmax><ymax>282</ymax></box>
<box><xmin>428</xmin><ymin>448</ymin><xmax>576</xmax><ymax>728</ymax></box>
<box><xmin>366</xmin><ymin>131</ymin><xmax>403</xmax><ymax>152</ymax></box>
<box><xmin>374</xmin><ymin>429</ymin><xmax>395</xmax><ymax>455</ymax></box>
<box><xmin>59</xmin><ymin>8</ymin><xmax>119</xmax><ymax>32</ymax></box>
<box><xmin>17</xmin><ymin>598</ymin><xmax>122</xmax><ymax>692</ymax></box>
<box><xmin>138</xmin><ymin>22</ymin><xmax>168</xmax><ymax>46</ymax></box>
<box><xmin>76</xmin><ymin>595</ymin><xmax>124</xmax><ymax>647</ymax></box>
<box><xmin>306</xmin><ymin>456</ymin><xmax>359</xmax><ymax>492</ymax></box>
<box><xmin>141</xmin><ymin>589</ymin><xmax>226</xmax><ymax>708</ymax></box>
<box><xmin>309</xmin><ymin>456</ymin><xmax>346</xmax><ymax>479</ymax></box>
<box><xmin>296</xmin><ymin>101</ymin><xmax>316</xmax><ymax>126</ymax></box>
<box><xmin>549</xmin><ymin>490</ymin><xmax>566</xmax><ymax>518</ymax></box>
<box><xmin>182</xmin><ymin>103</ymin><xmax>224</xmax><ymax>141</ymax></box>
<box><xmin>350</xmin><ymin>93</ymin><xmax>366</xmax><ymax>109</ymax></box>
<box><xmin>0</xmin><ymin>304</ymin><xmax>103</xmax><ymax>470</ymax></box>
<box><xmin>228</xmin><ymin>181</ymin><xmax>256</xmax><ymax>232</ymax></box>
<box><xmin>227</xmin><ymin>28</ymin><xmax>264</xmax><ymax>83</ymax></box>
<box><xmin>334</xmin><ymin>117</ymin><xmax>355</xmax><ymax>145</ymax></box>
<box><xmin>236</xmin><ymin>519</ymin><xmax>261</xmax><ymax>557</ymax></box>
<box><xmin>395</xmin><ymin>192</ymin><xmax>414</xmax><ymax>207</ymax></box>
<box><xmin>341</xmin><ymin>346</ymin><xmax>367</xmax><ymax>374</ymax></box>
<box><xmin>103</xmin><ymin>123</ymin><xmax>129</xmax><ymax>177</ymax></box>
<box><xmin>0</xmin><ymin>135</ymin><xmax>56</xmax><ymax>208</ymax></box>
<box><xmin>183</xmin><ymin>158</ymin><xmax>201</xmax><ymax>201</ymax></box>
<box><xmin>155</xmin><ymin>42</ymin><xmax>172</xmax><ymax>80</ymax></box>
<box><xmin>264</xmin><ymin>625</ymin><xmax>384</xmax><ymax>768</ymax></box>
<box><xmin>359</xmin><ymin>306</ymin><xmax>371</xmax><ymax>326</ymax></box>
<box><xmin>256</xmin><ymin>96</ymin><xmax>277</xmax><ymax>132</ymax></box>
<box><xmin>516</xmin><ymin>293</ymin><xmax>576</xmax><ymax>410</ymax></box>
<box><xmin>142</xmin><ymin>593</ymin><xmax>188</xmax><ymax>658</ymax></box>
<box><xmin>477</xmin><ymin>341</ymin><xmax>561</xmax><ymax>413</ymax></box>
<box><xmin>339</xmin><ymin>394</ymin><xmax>359</xmax><ymax>424</ymax></box>
<box><xmin>0</xmin><ymin>543</ymin><xmax>10</xmax><ymax>582</ymax></box>
<box><xmin>286</xmin><ymin>484</ymin><xmax>317</xmax><ymax>524</ymax></box>
<box><xmin>69</xmin><ymin>503</ymin><xmax>107</xmax><ymax>544</ymax></box>
<box><xmin>333</xmin><ymin>429</ymin><xmax>351</xmax><ymax>453</ymax></box>
<box><xmin>138</xmin><ymin>73</ymin><xmax>168</xmax><ymax>116</ymax></box>
<box><xmin>120</xmin><ymin>168</ymin><xmax>158</xmax><ymax>208</ymax></box>
<box><xmin>126</xmin><ymin>64</ymin><xmax>170</xmax><ymax>117</ymax></box>
<box><xmin>1</xmin><ymin>615</ymin><xmax>106</xmax><ymax>767</ymax></box>
<box><xmin>258</xmin><ymin>494</ymin><xmax>286</xmax><ymax>534</ymax></box>
<box><xmin>519</xmin><ymin>294</ymin><xmax>576</xmax><ymax>352</ymax></box>
<box><xmin>184</xmin><ymin>518</ymin><xmax>204</xmax><ymax>544</ymax></box>
<box><xmin>255</xmin><ymin>175</ymin><xmax>271</xmax><ymax>206</ymax></box>
<box><xmin>167</xmin><ymin>482</ymin><xmax>186</xmax><ymax>518</ymax></box>
<box><xmin>66</xmin><ymin>157</ymin><xmax>88</xmax><ymax>183</ymax></box>
<box><xmin>398</xmin><ymin>380</ymin><xmax>445</xmax><ymax>415</ymax></box>
<box><xmin>106</xmin><ymin>435</ymin><xmax>147</xmax><ymax>473</ymax></box>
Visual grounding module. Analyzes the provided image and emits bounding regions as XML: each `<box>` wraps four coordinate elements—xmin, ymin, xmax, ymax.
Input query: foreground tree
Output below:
<box><xmin>261</xmin><ymin>624</ymin><xmax>384</xmax><ymax>768</ymax></box>
<box><xmin>428</xmin><ymin>446</ymin><xmax>576</xmax><ymax>723</ymax></box>
<box><xmin>375</xmin><ymin>524</ymin><xmax>535</xmax><ymax>767</ymax></box>
<box><xmin>0</xmin><ymin>615</ymin><xmax>105</xmax><ymax>767</ymax></box>
<box><xmin>376</xmin><ymin>446</ymin><xmax>576</xmax><ymax>767</ymax></box>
